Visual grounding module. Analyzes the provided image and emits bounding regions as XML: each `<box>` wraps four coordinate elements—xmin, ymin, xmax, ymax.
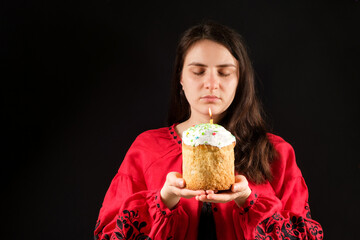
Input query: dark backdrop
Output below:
<box><xmin>2</xmin><ymin>1</ymin><xmax>359</xmax><ymax>239</ymax></box>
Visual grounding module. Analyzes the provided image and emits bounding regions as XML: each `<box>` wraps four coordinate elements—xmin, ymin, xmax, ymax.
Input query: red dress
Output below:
<box><xmin>94</xmin><ymin>124</ymin><xmax>323</xmax><ymax>240</ymax></box>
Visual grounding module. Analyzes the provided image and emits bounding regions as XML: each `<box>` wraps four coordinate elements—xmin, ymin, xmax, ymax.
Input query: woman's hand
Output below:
<box><xmin>160</xmin><ymin>172</ymin><xmax>205</xmax><ymax>210</ymax></box>
<box><xmin>195</xmin><ymin>175</ymin><xmax>251</xmax><ymax>207</ymax></box>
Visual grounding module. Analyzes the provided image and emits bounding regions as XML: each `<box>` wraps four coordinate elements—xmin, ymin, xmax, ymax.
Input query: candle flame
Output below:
<box><xmin>209</xmin><ymin>107</ymin><xmax>213</xmax><ymax>124</ymax></box>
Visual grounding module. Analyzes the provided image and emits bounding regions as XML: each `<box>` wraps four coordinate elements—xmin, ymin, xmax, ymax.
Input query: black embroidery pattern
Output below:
<box><xmin>94</xmin><ymin>220</ymin><xmax>110</xmax><ymax>240</ymax></box>
<box><xmin>255</xmin><ymin>212</ymin><xmax>323</xmax><ymax>240</ymax></box>
<box><xmin>305</xmin><ymin>218</ymin><xmax>323</xmax><ymax>238</ymax></box>
<box><xmin>239</xmin><ymin>192</ymin><xmax>258</xmax><ymax>215</ymax></box>
<box><xmin>169</xmin><ymin>126</ymin><xmax>182</xmax><ymax>145</ymax></box>
<box><xmin>305</xmin><ymin>201</ymin><xmax>312</xmax><ymax>219</ymax></box>
<box><xmin>94</xmin><ymin>220</ymin><xmax>101</xmax><ymax>240</ymax></box>
<box><xmin>114</xmin><ymin>210</ymin><xmax>152</xmax><ymax>240</ymax></box>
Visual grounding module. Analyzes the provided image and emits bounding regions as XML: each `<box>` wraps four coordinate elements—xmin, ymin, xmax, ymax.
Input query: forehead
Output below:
<box><xmin>184</xmin><ymin>39</ymin><xmax>237</xmax><ymax>66</ymax></box>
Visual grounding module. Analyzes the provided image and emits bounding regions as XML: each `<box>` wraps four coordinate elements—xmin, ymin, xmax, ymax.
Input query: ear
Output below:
<box><xmin>180</xmin><ymin>77</ymin><xmax>184</xmax><ymax>88</ymax></box>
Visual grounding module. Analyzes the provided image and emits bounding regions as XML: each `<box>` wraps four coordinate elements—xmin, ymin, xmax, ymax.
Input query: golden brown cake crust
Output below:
<box><xmin>182</xmin><ymin>142</ymin><xmax>235</xmax><ymax>190</ymax></box>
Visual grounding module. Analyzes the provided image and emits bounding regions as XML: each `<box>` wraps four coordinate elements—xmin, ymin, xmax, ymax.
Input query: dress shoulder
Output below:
<box><xmin>267</xmin><ymin>132</ymin><xmax>289</xmax><ymax>146</ymax></box>
<box><xmin>130</xmin><ymin>124</ymin><xmax>181</xmax><ymax>158</ymax></box>
<box><xmin>134</xmin><ymin>126</ymin><xmax>173</xmax><ymax>146</ymax></box>
<box><xmin>266</xmin><ymin>132</ymin><xmax>302</xmax><ymax>181</ymax></box>
<box><xmin>136</xmin><ymin>125</ymin><xmax>172</xmax><ymax>139</ymax></box>
<box><xmin>119</xmin><ymin>125</ymin><xmax>179</xmax><ymax>177</ymax></box>
<box><xmin>267</xmin><ymin>133</ymin><xmax>296</xmax><ymax>155</ymax></box>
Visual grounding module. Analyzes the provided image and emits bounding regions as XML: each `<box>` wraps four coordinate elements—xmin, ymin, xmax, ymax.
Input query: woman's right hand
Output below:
<box><xmin>160</xmin><ymin>172</ymin><xmax>205</xmax><ymax>210</ymax></box>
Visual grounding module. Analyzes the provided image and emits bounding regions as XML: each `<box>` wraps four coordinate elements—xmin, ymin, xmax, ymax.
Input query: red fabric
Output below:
<box><xmin>94</xmin><ymin>124</ymin><xmax>323</xmax><ymax>240</ymax></box>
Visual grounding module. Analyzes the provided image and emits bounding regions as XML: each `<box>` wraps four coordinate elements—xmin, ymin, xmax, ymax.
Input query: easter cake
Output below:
<box><xmin>182</xmin><ymin>123</ymin><xmax>236</xmax><ymax>190</ymax></box>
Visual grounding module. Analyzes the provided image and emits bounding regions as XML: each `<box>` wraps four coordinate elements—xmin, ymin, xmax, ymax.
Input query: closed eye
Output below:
<box><xmin>219</xmin><ymin>72</ymin><xmax>231</xmax><ymax>77</ymax></box>
<box><xmin>193</xmin><ymin>71</ymin><xmax>205</xmax><ymax>76</ymax></box>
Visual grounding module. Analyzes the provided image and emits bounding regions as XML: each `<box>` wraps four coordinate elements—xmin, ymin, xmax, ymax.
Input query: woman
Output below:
<box><xmin>94</xmin><ymin>21</ymin><xmax>323</xmax><ymax>240</ymax></box>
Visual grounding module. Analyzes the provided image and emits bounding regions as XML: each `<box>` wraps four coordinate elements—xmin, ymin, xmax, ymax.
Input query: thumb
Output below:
<box><xmin>232</xmin><ymin>175</ymin><xmax>248</xmax><ymax>192</ymax></box>
<box><xmin>167</xmin><ymin>172</ymin><xmax>184</xmax><ymax>187</ymax></box>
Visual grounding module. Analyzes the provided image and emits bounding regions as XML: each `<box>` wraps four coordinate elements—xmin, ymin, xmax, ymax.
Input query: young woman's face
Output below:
<box><xmin>181</xmin><ymin>39</ymin><xmax>239</xmax><ymax>120</ymax></box>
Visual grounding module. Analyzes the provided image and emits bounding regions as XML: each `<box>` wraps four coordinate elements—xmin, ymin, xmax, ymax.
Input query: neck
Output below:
<box><xmin>185</xmin><ymin>113</ymin><xmax>222</xmax><ymax>127</ymax></box>
<box><xmin>176</xmin><ymin>112</ymin><xmax>224</xmax><ymax>139</ymax></box>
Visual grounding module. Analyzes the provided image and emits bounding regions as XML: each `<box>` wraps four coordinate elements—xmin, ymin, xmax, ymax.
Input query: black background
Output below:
<box><xmin>2</xmin><ymin>1</ymin><xmax>359</xmax><ymax>239</ymax></box>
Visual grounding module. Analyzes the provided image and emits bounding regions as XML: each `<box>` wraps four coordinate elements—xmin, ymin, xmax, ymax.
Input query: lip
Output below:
<box><xmin>200</xmin><ymin>95</ymin><xmax>220</xmax><ymax>102</ymax></box>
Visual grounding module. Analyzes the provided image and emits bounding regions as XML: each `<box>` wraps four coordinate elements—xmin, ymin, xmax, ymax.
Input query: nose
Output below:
<box><xmin>204</xmin><ymin>70</ymin><xmax>219</xmax><ymax>90</ymax></box>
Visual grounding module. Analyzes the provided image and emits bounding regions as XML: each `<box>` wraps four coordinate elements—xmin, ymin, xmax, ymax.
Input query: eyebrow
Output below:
<box><xmin>187</xmin><ymin>62</ymin><xmax>236</xmax><ymax>68</ymax></box>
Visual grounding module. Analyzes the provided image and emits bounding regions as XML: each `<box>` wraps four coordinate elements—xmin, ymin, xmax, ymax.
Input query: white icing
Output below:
<box><xmin>182</xmin><ymin>123</ymin><xmax>236</xmax><ymax>148</ymax></box>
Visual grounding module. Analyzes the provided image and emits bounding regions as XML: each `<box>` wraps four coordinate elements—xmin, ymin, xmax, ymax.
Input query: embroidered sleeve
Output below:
<box><xmin>94</xmin><ymin>172</ymin><xmax>147</xmax><ymax>240</ymax></box>
<box><xmin>232</xmin><ymin>185</ymin><xmax>323</xmax><ymax>240</ymax></box>
<box><xmin>94</xmin><ymin>132</ymin><xmax>189</xmax><ymax>240</ymax></box>
<box><xmin>94</xmin><ymin>172</ymin><xmax>188</xmax><ymax>240</ymax></box>
<box><xmin>232</xmin><ymin>139</ymin><xmax>324</xmax><ymax>239</ymax></box>
<box><xmin>255</xmin><ymin>208</ymin><xmax>323</xmax><ymax>240</ymax></box>
<box><xmin>113</xmin><ymin>190</ymin><xmax>188</xmax><ymax>240</ymax></box>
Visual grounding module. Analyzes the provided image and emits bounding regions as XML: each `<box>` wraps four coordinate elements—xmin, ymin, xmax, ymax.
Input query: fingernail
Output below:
<box><xmin>178</xmin><ymin>180</ymin><xmax>183</xmax><ymax>187</ymax></box>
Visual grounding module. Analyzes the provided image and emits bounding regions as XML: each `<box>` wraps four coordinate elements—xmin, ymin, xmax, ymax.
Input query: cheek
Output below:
<box><xmin>182</xmin><ymin>76</ymin><xmax>201</xmax><ymax>91</ymax></box>
<box><xmin>182</xmin><ymin>81</ymin><xmax>196</xmax><ymax>100</ymax></box>
<box><xmin>224</xmin><ymin>79</ymin><xmax>238</xmax><ymax>97</ymax></box>
<box><xmin>183</xmin><ymin>86</ymin><xmax>197</xmax><ymax>101</ymax></box>
<box><xmin>231</xmin><ymin>82</ymin><xmax>239</xmax><ymax>97</ymax></box>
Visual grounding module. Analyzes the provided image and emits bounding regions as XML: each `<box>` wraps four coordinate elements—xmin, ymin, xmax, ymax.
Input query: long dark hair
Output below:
<box><xmin>167</xmin><ymin>20</ymin><xmax>276</xmax><ymax>184</ymax></box>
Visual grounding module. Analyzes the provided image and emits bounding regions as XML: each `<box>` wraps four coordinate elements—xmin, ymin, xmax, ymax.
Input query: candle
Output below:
<box><xmin>209</xmin><ymin>107</ymin><xmax>213</xmax><ymax>124</ymax></box>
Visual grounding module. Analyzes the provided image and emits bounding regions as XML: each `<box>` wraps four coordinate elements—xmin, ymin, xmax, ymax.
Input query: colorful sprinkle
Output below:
<box><xmin>182</xmin><ymin>123</ymin><xmax>235</xmax><ymax>148</ymax></box>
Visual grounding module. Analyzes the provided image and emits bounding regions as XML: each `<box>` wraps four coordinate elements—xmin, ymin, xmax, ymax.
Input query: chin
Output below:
<box><xmin>206</xmin><ymin>104</ymin><xmax>219</xmax><ymax>112</ymax></box>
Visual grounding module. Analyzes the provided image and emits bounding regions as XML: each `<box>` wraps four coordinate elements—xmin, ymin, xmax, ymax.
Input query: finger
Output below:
<box><xmin>235</xmin><ymin>175</ymin><xmax>247</xmax><ymax>183</ymax></box>
<box><xmin>167</xmin><ymin>172</ymin><xmax>185</xmax><ymax>188</ymax></box>
<box><xmin>172</xmin><ymin>187</ymin><xmax>205</xmax><ymax>198</ymax></box>
<box><xmin>197</xmin><ymin>193</ymin><xmax>228</xmax><ymax>203</ymax></box>
<box><xmin>196</xmin><ymin>194</ymin><xmax>209</xmax><ymax>202</ymax></box>
<box><xmin>232</xmin><ymin>183</ymin><xmax>245</xmax><ymax>192</ymax></box>
<box><xmin>207</xmin><ymin>193</ymin><xmax>232</xmax><ymax>202</ymax></box>
<box><xmin>182</xmin><ymin>188</ymin><xmax>205</xmax><ymax>196</ymax></box>
<box><xmin>206</xmin><ymin>190</ymin><xmax>216</xmax><ymax>195</ymax></box>
<box><xmin>176</xmin><ymin>185</ymin><xmax>206</xmax><ymax>196</ymax></box>
<box><xmin>232</xmin><ymin>175</ymin><xmax>248</xmax><ymax>192</ymax></box>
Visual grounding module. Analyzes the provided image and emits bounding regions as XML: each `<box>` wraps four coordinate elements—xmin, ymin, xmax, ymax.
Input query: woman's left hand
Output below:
<box><xmin>195</xmin><ymin>175</ymin><xmax>251</xmax><ymax>207</ymax></box>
